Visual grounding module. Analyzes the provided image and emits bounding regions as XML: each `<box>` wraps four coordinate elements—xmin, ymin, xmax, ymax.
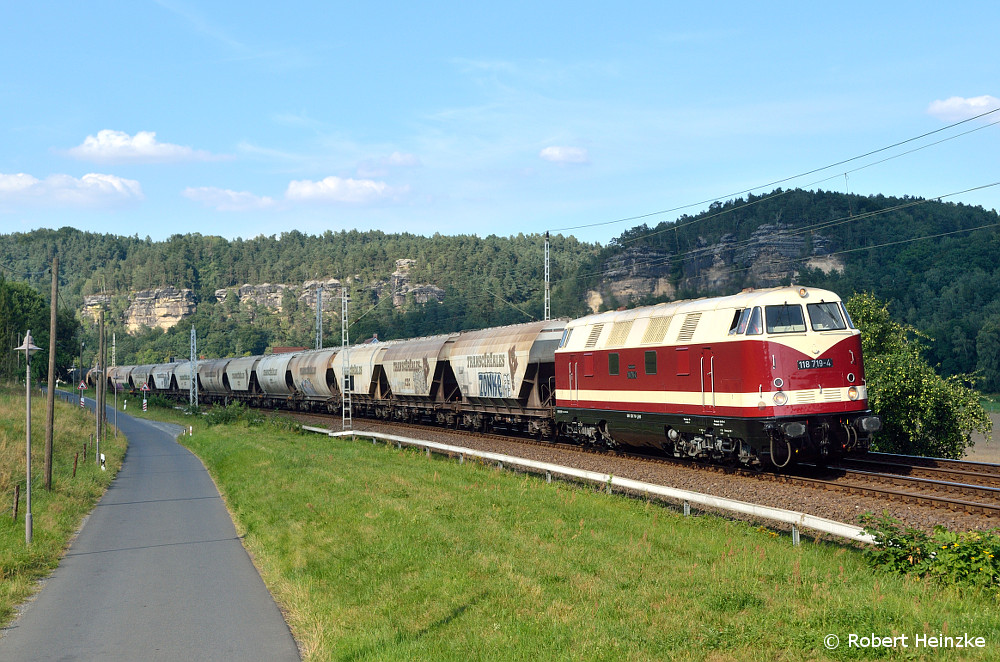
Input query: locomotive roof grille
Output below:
<box><xmin>585</xmin><ymin>323</ymin><xmax>605</xmax><ymax>348</ymax></box>
<box><xmin>677</xmin><ymin>312</ymin><xmax>702</xmax><ymax>342</ymax></box>
<box><xmin>606</xmin><ymin>320</ymin><xmax>633</xmax><ymax>347</ymax></box>
<box><xmin>642</xmin><ymin>315</ymin><xmax>672</xmax><ymax>345</ymax></box>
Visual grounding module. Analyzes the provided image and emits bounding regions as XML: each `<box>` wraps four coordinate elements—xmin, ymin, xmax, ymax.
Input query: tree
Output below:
<box><xmin>847</xmin><ymin>292</ymin><xmax>991</xmax><ymax>458</ymax></box>
<box><xmin>976</xmin><ymin>317</ymin><xmax>1000</xmax><ymax>393</ymax></box>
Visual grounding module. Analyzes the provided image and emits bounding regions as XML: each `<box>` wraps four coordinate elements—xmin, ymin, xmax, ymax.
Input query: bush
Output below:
<box><xmin>146</xmin><ymin>394</ymin><xmax>174</xmax><ymax>409</ymax></box>
<box><xmin>861</xmin><ymin>512</ymin><xmax>1000</xmax><ymax>591</ymax></box>
<box><xmin>847</xmin><ymin>293</ymin><xmax>992</xmax><ymax>458</ymax></box>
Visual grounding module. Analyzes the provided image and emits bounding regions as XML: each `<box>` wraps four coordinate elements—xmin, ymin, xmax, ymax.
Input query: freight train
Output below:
<box><xmin>103</xmin><ymin>286</ymin><xmax>881</xmax><ymax>469</ymax></box>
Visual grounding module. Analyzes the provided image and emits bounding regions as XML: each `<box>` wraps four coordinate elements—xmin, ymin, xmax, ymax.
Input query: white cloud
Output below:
<box><xmin>927</xmin><ymin>95</ymin><xmax>1000</xmax><ymax>122</ymax></box>
<box><xmin>67</xmin><ymin>130</ymin><xmax>220</xmax><ymax>164</ymax></box>
<box><xmin>0</xmin><ymin>172</ymin><xmax>40</xmax><ymax>194</ymax></box>
<box><xmin>183</xmin><ymin>186</ymin><xmax>277</xmax><ymax>211</ymax></box>
<box><xmin>539</xmin><ymin>146</ymin><xmax>590</xmax><ymax>164</ymax></box>
<box><xmin>357</xmin><ymin>151</ymin><xmax>421</xmax><ymax>178</ymax></box>
<box><xmin>286</xmin><ymin>176</ymin><xmax>405</xmax><ymax>204</ymax></box>
<box><xmin>0</xmin><ymin>172</ymin><xmax>143</xmax><ymax>208</ymax></box>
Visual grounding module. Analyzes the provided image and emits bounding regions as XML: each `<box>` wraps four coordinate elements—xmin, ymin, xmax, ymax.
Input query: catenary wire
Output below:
<box><xmin>547</xmin><ymin>106</ymin><xmax>1000</xmax><ymax>235</ymax></box>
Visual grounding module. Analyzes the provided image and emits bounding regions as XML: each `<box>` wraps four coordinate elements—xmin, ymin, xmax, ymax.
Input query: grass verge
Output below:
<box><xmin>111</xmin><ymin>400</ymin><xmax>999</xmax><ymax>661</ymax></box>
<box><xmin>0</xmin><ymin>386</ymin><xmax>126</xmax><ymax>627</ymax></box>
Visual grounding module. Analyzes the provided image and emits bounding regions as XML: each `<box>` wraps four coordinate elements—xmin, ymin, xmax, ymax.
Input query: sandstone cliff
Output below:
<box><xmin>585</xmin><ymin>224</ymin><xmax>843</xmax><ymax>312</ymax></box>
<box><xmin>124</xmin><ymin>287</ymin><xmax>197</xmax><ymax>332</ymax></box>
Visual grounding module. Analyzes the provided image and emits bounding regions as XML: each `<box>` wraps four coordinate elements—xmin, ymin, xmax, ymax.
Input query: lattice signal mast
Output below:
<box><xmin>544</xmin><ymin>231</ymin><xmax>551</xmax><ymax>321</ymax></box>
<box><xmin>315</xmin><ymin>285</ymin><xmax>323</xmax><ymax>349</ymax></box>
<box><xmin>190</xmin><ymin>326</ymin><xmax>198</xmax><ymax>408</ymax></box>
<box><xmin>341</xmin><ymin>289</ymin><xmax>352</xmax><ymax>431</ymax></box>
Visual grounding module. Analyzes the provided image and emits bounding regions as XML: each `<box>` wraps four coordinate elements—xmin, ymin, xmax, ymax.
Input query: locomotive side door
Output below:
<box><xmin>701</xmin><ymin>347</ymin><xmax>715</xmax><ymax>413</ymax></box>
<box><xmin>567</xmin><ymin>353</ymin><xmax>579</xmax><ymax>406</ymax></box>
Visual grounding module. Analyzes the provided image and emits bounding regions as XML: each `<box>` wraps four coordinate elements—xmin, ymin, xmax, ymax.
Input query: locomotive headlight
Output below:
<box><xmin>848</xmin><ymin>386</ymin><xmax>859</xmax><ymax>401</ymax></box>
<box><xmin>773</xmin><ymin>391</ymin><xmax>788</xmax><ymax>406</ymax></box>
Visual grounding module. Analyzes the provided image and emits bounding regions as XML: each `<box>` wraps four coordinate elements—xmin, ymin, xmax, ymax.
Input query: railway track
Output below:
<box><xmin>283</xmin><ymin>411</ymin><xmax>1000</xmax><ymax>520</ymax></box>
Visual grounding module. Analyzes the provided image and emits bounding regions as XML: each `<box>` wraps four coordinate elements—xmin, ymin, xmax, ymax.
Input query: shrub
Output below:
<box><xmin>860</xmin><ymin>512</ymin><xmax>1000</xmax><ymax>591</ymax></box>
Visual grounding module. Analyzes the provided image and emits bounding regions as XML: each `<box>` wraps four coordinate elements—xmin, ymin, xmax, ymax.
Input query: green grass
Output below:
<box><xmin>0</xmin><ymin>386</ymin><xmax>126</xmax><ymax>627</ymax></box>
<box><xmin>135</xmin><ymin>407</ymin><xmax>1000</xmax><ymax>661</ymax></box>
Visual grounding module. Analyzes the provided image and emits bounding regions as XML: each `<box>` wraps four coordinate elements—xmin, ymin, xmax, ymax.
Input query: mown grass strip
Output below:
<box><xmin>148</xmin><ymin>407</ymin><xmax>1000</xmax><ymax>661</ymax></box>
<box><xmin>0</xmin><ymin>387</ymin><xmax>126</xmax><ymax>627</ymax></box>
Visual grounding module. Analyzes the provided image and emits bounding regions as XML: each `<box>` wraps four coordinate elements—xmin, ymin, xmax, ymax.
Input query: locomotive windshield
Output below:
<box><xmin>765</xmin><ymin>304</ymin><xmax>806</xmax><ymax>333</ymax></box>
<box><xmin>807</xmin><ymin>302</ymin><xmax>847</xmax><ymax>331</ymax></box>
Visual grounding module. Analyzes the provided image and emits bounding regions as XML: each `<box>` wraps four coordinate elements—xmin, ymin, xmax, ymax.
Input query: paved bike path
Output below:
<box><xmin>0</xmin><ymin>397</ymin><xmax>301</xmax><ymax>661</ymax></box>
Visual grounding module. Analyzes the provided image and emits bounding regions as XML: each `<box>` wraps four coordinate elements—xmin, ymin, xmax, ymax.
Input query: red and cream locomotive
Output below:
<box><xmin>554</xmin><ymin>286</ymin><xmax>881</xmax><ymax>467</ymax></box>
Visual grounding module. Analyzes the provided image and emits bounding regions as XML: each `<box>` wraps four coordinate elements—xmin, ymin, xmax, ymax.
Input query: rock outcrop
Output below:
<box><xmin>585</xmin><ymin>225</ymin><xmax>843</xmax><ymax>312</ymax></box>
<box><xmin>124</xmin><ymin>287</ymin><xmax>196</xmax><ymax>332</ymax></box>
<box><xmin>82</xmin><ymin>294</ymin><xmax>111</xmax><ymax>322</ymax></box>
<box><xmin>388</xmin><ymin>259</ymin><xmax>445</xmax><ymax>306</ymax></box>
<box><xmin>98</xmin><ymin>260</ymin><xmax>446</xmax><ymax>332</ymax></box>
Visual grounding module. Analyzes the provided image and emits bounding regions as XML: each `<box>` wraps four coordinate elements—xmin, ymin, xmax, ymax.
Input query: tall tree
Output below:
<box><xmin>847</xmin><ymin>293</ymin><xmax>991</xmax><ymax>458</ymax></box>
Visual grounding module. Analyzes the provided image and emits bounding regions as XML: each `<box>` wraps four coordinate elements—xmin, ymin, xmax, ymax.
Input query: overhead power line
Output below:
<box><xmin>548</xmin><ymin>106</ymin><xmax>1000</xmax><ymax>235</ymax></box>
<box><xmin>553</xmin><ymin>180</ymin><xmax>1000</xmax><ymax>286</ymax></box>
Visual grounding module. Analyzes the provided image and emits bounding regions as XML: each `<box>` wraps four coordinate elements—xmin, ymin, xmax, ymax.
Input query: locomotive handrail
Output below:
<box><xmin>310</xmin><ymin>427</ymin><xmax>874</xmax><ymax>545</ymax></box>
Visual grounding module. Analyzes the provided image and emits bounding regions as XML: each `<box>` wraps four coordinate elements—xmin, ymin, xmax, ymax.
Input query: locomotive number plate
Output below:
<box><xmin>797</xmin><ymin>358</ymin><xmax>833</xmax><ymax>369</ymax></box>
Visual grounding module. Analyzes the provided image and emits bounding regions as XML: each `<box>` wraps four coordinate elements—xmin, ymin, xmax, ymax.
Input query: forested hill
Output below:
<box><xmin>2</xmin><ymin>188</ymin><xmax>999</xmax><ymax>388</ymax></box>
<box><xmin>587</xmin><ymin>188</ymin><xmax>1000</xmax><ymax>388</ymax></box>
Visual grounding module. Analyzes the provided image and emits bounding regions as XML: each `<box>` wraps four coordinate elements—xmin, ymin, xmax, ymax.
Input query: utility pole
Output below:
<box><xmin>44</xmin><ymin>256</ymin><xmax>58</xmax><ymax>490</ymax></box>
<box><xmin>113</xmin><ymin>332</ymin><xmax>118</xmax><ymax>437</ymax></box>
<box><xmin>97</xmin><ymin>310</ymin><xmax>105</xmax><ymax>463</ymax></box>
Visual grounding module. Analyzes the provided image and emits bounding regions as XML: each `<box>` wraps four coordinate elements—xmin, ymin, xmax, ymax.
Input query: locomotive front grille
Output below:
<box><xmin>822</xmin><ymin>388</ymin><xmax>842</xmax><ymax>402</ymax></box>
<box><xmin>794</xmin><ymin>391</ymin><xmax>816</xmax><ymax>404</ymax></box>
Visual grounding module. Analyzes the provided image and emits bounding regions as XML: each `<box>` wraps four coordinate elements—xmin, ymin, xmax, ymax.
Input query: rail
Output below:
<box><xmin>302</xmin><ymin>425</ymin><xmax>875</xmax><ymax>545</ymax></box>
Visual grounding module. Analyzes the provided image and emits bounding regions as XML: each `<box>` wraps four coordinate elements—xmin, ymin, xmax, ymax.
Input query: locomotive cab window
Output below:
<box><xmin>608</xmin><ymin>352</ymin><xmax>620</xmax><ymax>376</ymax></box>
<box><xmin>745</xmin><ymin>307</ymin><xmax>762</xmax><ymax>335</ymax></box>
<box><xmin>840</xmin><ymin>302</ymin><xmax>856</xmax><ymax>329</ymax></box>
<box><xmin>765</xmin><ymin>304</ymin><xmax>806</xmax><ymax>333</ymax></box>
<box><xmin>807</xmin><ymin>302</ymin><xmax>847</xmax><ymax>331</ymax></box>
<box><xmin>728</xmin><ymin>309</ymin><xmax>744</xmax><ymax>335</ymax></box>
<box><xmin>645</xmin><ymin>350</ymin><xmax>657</xmax><ymax>375</ymax></box>
<box><xmin>735</xmin><ymin>307</ymin><xmax>753</xmax><ymax>334</ymax></box>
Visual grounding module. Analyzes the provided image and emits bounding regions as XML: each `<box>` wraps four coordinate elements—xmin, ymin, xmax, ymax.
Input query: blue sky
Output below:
<box><xmin>2</xmin><ymin>1</ymin><xmax>998</xmax><ymax>246</ymax></box>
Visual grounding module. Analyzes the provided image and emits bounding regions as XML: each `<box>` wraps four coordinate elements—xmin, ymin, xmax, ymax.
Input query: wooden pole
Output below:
<box><xmin>97</xmin><ymin>310</ymin><xmax>104</xmax><ymax>463</ymax></box>
<box><xmin>45</xmin><ymin>256</ymin><xmax>58</xmax><ymax>491</ymax></box>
